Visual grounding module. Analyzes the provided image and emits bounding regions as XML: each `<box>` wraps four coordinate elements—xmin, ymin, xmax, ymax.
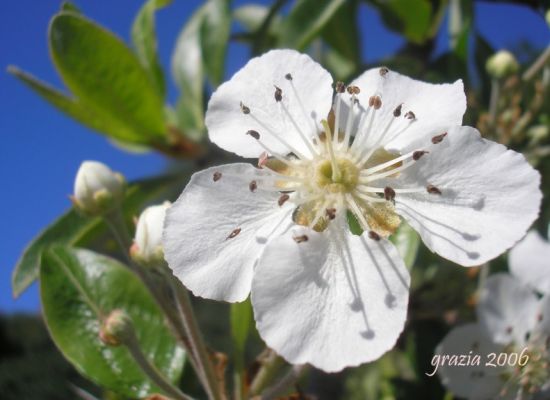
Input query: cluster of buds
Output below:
<box><xmin>130</xmin><ymin>202</ymin><xmax>171</xmax><ymax>266</ymax></box>
<box><xmin>72</xmin><ymin>161</ymin><xmax>126</xmax><ymax>215</ymax></box>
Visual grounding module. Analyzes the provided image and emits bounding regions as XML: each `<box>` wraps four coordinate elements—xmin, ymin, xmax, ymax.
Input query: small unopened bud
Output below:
<box><xmin>486</xmin><ymin>50</ymin><xmax>519</xmax><ymax>79</ymax></box>
<box><xmin>73</xmin><ymin>161</ymin><xmax>125</xmax><ymax>215</ymax></box>
<box><xmin>130</xmin><ymin>202</ymin><xmax>170</xmax><ymax>266</ymax></box>
<box><xmin>99</xmin><ymin>310</ymin><xmax>133</xmax><ymax>346</ymax></box>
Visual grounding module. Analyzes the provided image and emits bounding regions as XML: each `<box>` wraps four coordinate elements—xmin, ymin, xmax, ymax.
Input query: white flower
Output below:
<box><xmin>163</xmin><ymin>49</ymin><xmax>541</xmax><ymax>372</ymax></box>
<box><xmin>131</xmin><ymin>202</ymin><xmax>170</xmax><ymax>265</ymax></box>
<box><xmin>73</xmin><ymin>160</ymin><xmax>125</xmax><ymax>215</ymax></box>
<box><xmin>437</xmin><ymin>233</ymin><xmax>550</xmax><ymax>399</ymax></box>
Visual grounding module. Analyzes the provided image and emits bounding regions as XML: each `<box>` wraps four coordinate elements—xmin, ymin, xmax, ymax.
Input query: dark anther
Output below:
<box><xmin>335</xmin><ymin>81</ymin><xmax>346</xmax><ymax>93</ymax></box>
<box><xmin>368</xmin><ymin>231</ymin><xmax>381</xmax><ymax>241</ymax></box>
<box><xmin>384</xmin><ymin>187</ymin><xmax>396</xmax><ymax>201</ymax></box>
<box><xmin>369</xmin><ymin>96</ymin><xmax>382</xmax><ymax>110</ymax></box>
<box><xmin>293</xmin><ymin>234</ymin><xmax>308</xmax><ymax>243</ymax></box>
<box><xmin>258</xmin><ymin>152</ymin><xmax>268</xmax><ymax>168</ymax></box>
<box><xmin>431</xmin><ymin>132</ymin><xmax>448</xmax><ymax>144</ymax></box>
<box><xmin>413</xmin><ymin>150</ymin><xmax>428</xmax><ymax>161</ymax></box>
<box><xmin>325</xmin><ymin>208</ymin><xmax>336</xmax><ymax>220</ymax></box>
<box><xmin>213</xmin><ymin>171</ymin><xmax>222</xmax><ymax>182</ymax></box>
<box><xmin>249</xmin><ymin>180</ymin><xmax>257</xmax><ymax>192</ymax></box>
<box><xmin>278</xmin><ymin>193</ymin><xmax>290</xmax><ymax>206</ymax></box>
<box><xmin>240</xmin><ymin>102</ymin><xmax>250</xmax><ymax>114</ymax></box>
<box><xmin>379</xmin><ymin>67</ymin><xmax>389</xmax><ymax>76</ymax></box>
<box><xmin>227</xmin><ymin>228</ymin><xmax>241</xmax><ymax>240</ymax></box>
<box><xmin>347</xmin><ymin>85</ymin><xmax>360</xmax><ymax>95</ymax></box>
<box><xmin>538</xmin><ymin>313</ymin><xmax>544</xmax><ymax>322</ymax></box>
<box><xmin>354</xmin><ymin>98</ymin><xmax>360</xmax><ymax>105</ymax></box>
<box><xmin>393</xmin><ymin>104</ymin><xmax>402</xmax><ymax>117</ymax></box>
<box><xmin>274</xmin><ymin>86</ymin><xmax>283</xmax><ymax>102</ymax></box>
<box><xmin>506</xmin><ymin>326</ymin><xmax>513</xmax><ymax>334</ymax></box>
<box><xmin>426</xmin><ymin>185</ymin><xmax>442</xmax><ymax>195</ymax></box>
<box><xmin>285</xmin><ymin>73</ymin><xmax>293</xmax><ymax>80</ymax></box>
<box><xmin>246</xmin><ymin>130</ymin><xmax>260</xmax><ymax>140</ymax></box>
<box><xmin>404</xmin><ymin>111</ymin><xmax>416</xmax><ymax>120</ymax></box>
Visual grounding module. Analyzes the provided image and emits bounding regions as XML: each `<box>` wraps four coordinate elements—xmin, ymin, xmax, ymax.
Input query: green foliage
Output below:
<box><xmin>12</xmin><ymin>174</ymin><xmax>187</xmax><ymax>297</ymax></box>
<box><xmin>40</xmin><ymin>246</ymin><xmax>185</xmax><ymax>398</ymax></box>
<box><xmin>230</xmin><ymin>298</ymin><xmax>253</xmax><ymax>371</ymax></box>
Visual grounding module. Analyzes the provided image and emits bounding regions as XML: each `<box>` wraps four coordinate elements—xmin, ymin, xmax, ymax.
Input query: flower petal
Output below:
<box><xmin>435</xmin><ymin>323</ymin><xmax>506</xmax><ymax>400</ymax></box>
<box><xmin>393</xmin><ymin>126</ymin><xmax>541</xmax><ymax>266</ymax></box>
<box><xmin>163</xmin><ymin>163</ymin><xmax>294</xmax><ymax>302</ymax></box>
<box><xmin>509</xmin><ymin>231</ymin><xmax>550</xmax><ymax>295</ymax></box>
<box><xmin>341</xmin><ymin>68</ymin><xmax>465</xmax><ymax>153</ymax></box>
<box><xmin>251</xmin><ymin>221</ymin><xmax>410</xmax><ymax>372</ymax></box>
<box><xmin>477</xmin><ymin>274</ymin><xmax>539</xmax><ymax>346</ymax></box>
<box><xmin>206</xmin><ymin>49</ymin><xmax>333</xmax><ymax>158</ymax></box>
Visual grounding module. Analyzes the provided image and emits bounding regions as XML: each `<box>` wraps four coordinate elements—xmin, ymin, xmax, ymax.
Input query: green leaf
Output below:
<box><xmin>321</xmin><ymin>0</ymin><xmax>360</xmax><ymax>66</ymax></box>
<box><xmin>230</xmin><ymin>298</ymin><xmax>252</xmax><ymax>370</ymax></box>
<box><xmin>40</xmin><ymin>246</ymin><xmax>185</xmax><ymax>398</ymax></box>
<box><xmin>200</xmin><ymin>0</ymin><xmax>231</xmax><ymax>87</ymax></box>
<box><xmin>369</xmin><ymin>0</ymin><xmax>433</xmax><ymax>44</ymax></box>
<box><xmin>280</xmin><ymin>0</ymin><xmax>347</xmax><ymax>50</ymax></box>
<box><xmin>233</xmin><ymin>4</ymin><xmax>282</xmax><ymax>33</ymax></box>
<box><xmin>131</xmin><ymin>0</ymin><xmax>172</xmax><ymax>97</ymax></box>
<box><xmin>49</xmin><ymin>12</ymin><xmax>166</xmax><ymax>145</ymax></box>
<box><xmin>12</xmin><ymin>174</ymin><xmax>188</xmax><ymax>297</ymax></box>
<box><xmin>61</xmin><ymin>2</ymin><xmax>81</xmax><ymax>13</ymax></box>
<box><xmin>390</xmin><ymin>222</ymin><xmax>420</xmax><ymax>268</ymax></box>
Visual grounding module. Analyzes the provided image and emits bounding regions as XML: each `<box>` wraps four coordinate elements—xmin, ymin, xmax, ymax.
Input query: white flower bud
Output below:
<box><xmin>486</xmin><ymin>50</ymin><xmax>519</xmax><ymax>79</ymax></box>
<box><xmin>131</xmin><ymin>202</ymin><xmax>171</xmax><ymax>266</ymax></box>
<box><xmin>73</xmin><ymin>161</ymin><xmax>126</xmax><ymax>215</ymax></box>
<box><xmin>99</xmin><ymin>309</ymin><xmax>133</xmax><ymax>346</ymax></box>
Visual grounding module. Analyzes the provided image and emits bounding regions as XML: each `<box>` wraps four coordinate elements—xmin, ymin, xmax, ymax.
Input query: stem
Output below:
<box><xmin>488</xmin><ymin>77</ymin><xmax>500</xmax><ymax>126</ymax></box>
<box><xmin>261</xmin><ymin>365</ymin><xmax>309</xmax><ymax>400</ymax></box>
<box><xmin>125</xmin><ymin>330</ymin><xmax>194</xmax><ymax>400</ymax></box>
<box><xmin>448</xmin><ymin>0</ymin><xmax>462</xmax><ymax>51</ymax></box>
<box><xmin>172</xmin><ymin>281</ymin><xmax>224</xmax><ymax>400</ymax></box>
<box><xmin>477</xmin><ymin>263</ymin><xmax>490</xmax><ymax>293</ymax></box>
<box><xmin>249</xmin><ymin>350</ymin><xmax>285</xmax><ymax>396</ymax></box>
<box><xmin>523</xmin><ymin>45</ymin><xmax>550</xmax><ymax>82</ymax></box>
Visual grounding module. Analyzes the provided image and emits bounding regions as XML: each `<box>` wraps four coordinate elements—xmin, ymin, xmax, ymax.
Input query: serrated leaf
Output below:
<box><xmin>12</xmin><ymin>174</ymin><xmax>187</xmax><ymax>297</ymax></box>
<box><xmin>280</xmin><ymin>0</ymin><xmax>346</xmax><ymax>50</ymax></box>
<box><xmin>49</xmin><ymin>12</ymin><xmax>166</xmax><ymax>144</ymax></box>
<box><xmin>131</xmin><ymin>0</ymin><xmax>172</xmax><ymax>97</ymax></box>
<box><xmin>40</xmin><ymin>246</ymin><xmax>185</xmax><ymax>398</ymax></box>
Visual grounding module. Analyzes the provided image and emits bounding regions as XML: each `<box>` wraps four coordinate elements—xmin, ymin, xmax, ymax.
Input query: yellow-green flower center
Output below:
<box><xmin>315</xmin><ymin>158</ymin><xmax>359</xmax><ymax>193</ymax></box>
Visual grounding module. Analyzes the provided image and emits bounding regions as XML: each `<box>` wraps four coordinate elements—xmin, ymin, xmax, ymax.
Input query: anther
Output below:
<box><xmin>506</xmin><ymin>326</ymin><xmax>513</xmax><ymax>334</ymax></box>
<box><xmin>278</xmin><ymin>193</ymin><xmax>290</xmax><ymax>206</ymax></box>
<box><xmin>413</xmin><ymin>150</ymin><xmax>428</xmax><ymax>161</ymax></box>
<box><xmin>335</xmin><ymin>81</ymin><xmax>346</xmax><ymax>93</ymax></box>
<box><xmin>368</xmin><ymin>231</ymin><xmax>381</xmax><ymax>241</ymax></box>
<box><xmin>293</xmin><ymin>234</ymin><xmax>308</xmax><ymax>243</ymax></box>
<box><xmin>274</xmin><ymin>86</ymin><xmax>282</xmax><ymax>102</ymax></box>
<box><xmin>213</xmin><ymin>171</ymin><xmax>222</xmax><ymax>182</ymax></box>
<box><xmin>369</xmin><ymin>96</ymin><xmax>382</xmax><ymax>110</ymax></box>
<box><xmin>384</xmin><ymin>187</ymin><xmax>396</xmax><ymax>201</ymax></box>
<box><xmin>379</xmin><ymin>66</ymin><xmax>389</xmax><ymax>76</ymax></box>
<box><xmin>431</xmin><ymin>132</ymin><xmax>448</xmax><ymax>144</ymax></box>
<box><xmin>426</xmin><ymin>185</ymin><xmax>442</xmax><ymax>195</ymax></box>
<box><xmin>249</xmin><ymin>180</ymin><xmax>257</xmax><ymax>192</ymax></box>
<box><xmin>246</xmin><ymin>130</ymin><xmax>260</xmax><ymax>140</ymax></box>
<box><xmin>347</xmin><ymin>85</ymin><xmax>360</xmax><ymax>95</ymax></box>
<box><xmin>393</xmin><ymin>104</ymin><xmax>402</xmax><ymax>117</ymax></box>
<box><xmin>325</xmin><ymin>208</ymin><xmax>336</xmax><ymax>220</ymax></box>
<box><xmin>258</xmin><ymin>152</ymin><xmax>268</xmax><ymax>168</ymax></box>
<box><xmin>227</xmin><ymin>228</ymin><xmax>241</xmax><ymax>240</ymax></box>
<box><xmin>285</xmin><ymin>73</ymin><xmax>293</xmax><ymax>80</ymax></box>
<box><xmin>404</xmin><ymin>111</ymin><xmax>416</xmax><ymax>120</ymax></box>
<box><xmin>538</xmin><ymin>313</ymin><xmax>544</xmax><ymax>322</ymax></box>
<box><xmin>240</xmin><ymin>102</ymin><xmax>250</xmax><ymax>114</ymax></box>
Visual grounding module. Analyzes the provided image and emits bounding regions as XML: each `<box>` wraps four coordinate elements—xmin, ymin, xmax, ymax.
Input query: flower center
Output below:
<box><xmin>315</xmin><ymin>158</ymin><xmax>358</xmax><ymax>193</ymax></box>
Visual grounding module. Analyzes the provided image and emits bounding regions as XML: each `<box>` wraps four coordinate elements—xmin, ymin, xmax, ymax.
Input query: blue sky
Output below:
<box><xmin>1</xmin><ymin>0</ymin><xmax>548</xmax><ymax>313</ymax></box>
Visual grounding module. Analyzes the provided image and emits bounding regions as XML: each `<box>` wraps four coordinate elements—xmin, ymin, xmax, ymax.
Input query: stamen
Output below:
<box><xmin>432</xmin><ymin>132</ymin><xmax>448</xmax><ymax>144</ymax></box>
<box><xmin>345</xmin><ymin>194</ymin><xmax>372</xmax><ymax>230</ymax></box>
<box><xmin>246</xmin><ymin>133</ymin><xmax>293</xmax><ymax>167</ymax></box>
<box><xmin>309</xmin><ymin>200</ymin><xmax>330</xmax><ymax>229</ymax></box>
<box><xmin>379</xmin><ymin>67</ymin><xmax>389</xmax><ymax>76</ymax></box>
<box><xmin>213</xmin><ymin>171</ymin><xmax>222</xmax><ymax>182</ymax></box>
<box><xmin>246</xmin><ymin>129</ymin><xmax>260</xmax><ymax>140</ymax></box>
<box><xmin>350</xmin><ymin>106</ymin><xmax>374</xmax><ymax>153</ymax></box>
<box><xmin>278</xmin><ymin>193</ymin><xmax>290</xmax><ymax>206</ymax></box>
<box><xmin>285</xmin><ymin>73</ymin><xmax>292</xmax><ymax>80</ymax></box>
<box><xmin>335</xmin><ymin>81</ymin><xmax>346</xmax><ymax>93</ymax></box>
<box><xmin>368</xmin><ymin>95</ymin><xmax>382</xmax><ymax>110</ymax></box>
<box><xmin>412</xmin><ymin>150</ymin><xmax>428</xmax><ymax>161</ymax></box>
<box><xmin>342</xmin><ymin>93</ymin><xmax>357</xmax><ymax>149</ymax></box>
<box><xmin>360</xmin><ymin>150</ymin><xmax>417</xmax><ymax>175</ymax></box>
<box><xmin>353</xmin><ymin>191</ymin><xmax>388</xmax><ymax>204</ymax></box>
<box><xmin>427</xmin><ymin>185</ymin><xmax>442</xmax><ymax>195</ymax></box>
<box><xmin>357</xmin><ymin>186</ymin><xmax>426</xmax><ymax>194</ymax></box>
<box><xmin>274</xmin><ymin>85</ymin><xmax>282</xmax><ymax>102</ymax></box>
<box><xmin>248</xmin><ymin>114</ymin><xmax>308</xmax><ymax>160</ymax></box>
<box><xmin>249</xmin><ymin>180</ymin><xmax>257</xmax><ymax>192</ymax></box>
<box><xmin>360</xmin><ymin>161</ymin><xmax>416</xmax><ymax>183</ymax></box>
<box><xmin>326</xmin><ymin>208</ymin><xmax>336</xmax><ymax>220</ymax></box>
<box><xmin>240</xmin><ymin>102</ymin><xmax>250</xmax><ymax>114</ymax></box>
<box><xmin>320</xmin><ymin>119</ymin><xmax>342</xmax><ymax>182</ymax></box>
<box><xmin>356</xmin><ymin>117</ymin><xmax>396</xmax><ymax>166</ymax></box>
<box><xmin>227</xmin><ymin>228</ymin><xmax>241</xmax><ymax>240</ymax></box>
<box><xmin>288</xmin><ymin>78</ymin><xmax>318</xmax><ymax>142</ymax></box>
<box><xmin>280</xmin><ymin>101</ymin><xmax>319</xmax><ymax>157</ymax></box>
<box><xmin>384</xmin><ymin>187</ymin><xmax>396</xmax><ymax>201</ymax></box>
<box><xmin>333</xmin><ymin>82</ymin><xmax>345</xmax><ymax>148</ymax></box>
<box><xmin>404</xmin><ymin>111</ymin><xmax>416</xmax><ymax>120</ymax></box>
<box><xmin>293</xmin><ymin>234</ymin><xmax>308</xmax><ymax>243</ymax></box>
<box><xmin>258</xmin><ymin>152</ymin><xmax>269</xmax><ymax>168</ymax></box>
<box><xmin>393</xmin><ymin>104</ymin><xmax>402</xmax><ymax>117</ymax></box>
<box><xmin>368</xmin><ymin>231</ymin><xmax>381</xmax><ymax>241</ymax></box>
<box><xmin>347</xmin><ymin>85</ymin><xmax>360</xmax><ymax>95</ymax></box>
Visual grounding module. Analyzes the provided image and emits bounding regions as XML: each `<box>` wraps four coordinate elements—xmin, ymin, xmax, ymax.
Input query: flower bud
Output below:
<box><xmin>99</xmin><ymin>309</ymin><xmax>133</xmax><ymax>346</ymax></box>
<box><xmin>72</xmin><ymin>161</ymin><xmax>126</xmax><ymax>215</ymax></box>
<box><xmin>486</xmin><ymin>50</ymin><xmax>519</xmax><ymax>79</ymax></box>
<box><xmin>130</xmin><ymin>202</ymin><xmax>170</xmax><ymax>266</ymax></box>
